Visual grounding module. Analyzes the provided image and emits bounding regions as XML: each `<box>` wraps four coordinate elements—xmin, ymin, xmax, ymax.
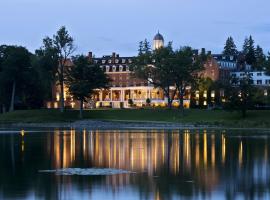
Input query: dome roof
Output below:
<box><xmin>153</xmin><ymin>32</ymin><xmax>164</xmax><ymax>41</ymax></box>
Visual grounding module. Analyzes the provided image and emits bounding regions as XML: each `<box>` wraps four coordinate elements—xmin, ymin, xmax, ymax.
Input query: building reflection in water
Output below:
<box><xmin>48</xmin><ymin>129</ymin><xmax>248</xmax><ymax>175</ymax></box>
<box><xmin>43</xmin><ymin>129</ymin><xmax>270</xmax><ymax>199</ymax></box>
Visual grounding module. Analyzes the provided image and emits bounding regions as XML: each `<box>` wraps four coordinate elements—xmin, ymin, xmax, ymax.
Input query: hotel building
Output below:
<box><xmin>46</xmin><ymin>33</ymin><xmax>233</xmax><ymax>109</ymax></box>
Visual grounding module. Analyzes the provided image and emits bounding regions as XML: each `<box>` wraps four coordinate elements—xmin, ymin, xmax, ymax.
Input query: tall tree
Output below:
<box><xmin>173</xmin><ymin>47</ymin><xmax>203</xmax><ymax>112</ymax></box>
<box><xmin>39</xmin><ymin>26</ymin><xmax>75</xmax><ymax>112</ymax></box>
<box><xmin>223</xmin><ymin>36</ymin><xmax>238</xmax><ymax>56</ymax></box>
<box><xmin>35</xmin><ymin>37</ymin><xmax>59</xmax><ymax>100</ymax></box>
<box><xmin>66</xmin><ymin>55</ymin><xmax>109</xmax><ymax>118</ymax></box>
<box><xmin>254</xmin><ymin>45</ymin><xmax>266</xmax><ymax>70</ymax></box>
<box><xmin>132</xmin><ymin>43</ymin><xmax>176</xmax><ymax>108</ymax></box>
<box><xmin>0</xmin><ymin>45</ymin><xmax>31</xmax><ymax>112</ymax></box>
<box><xmin>242</xmin><ymin>36</ymin><xmax>256</xmax><ymax>66</ymax></box>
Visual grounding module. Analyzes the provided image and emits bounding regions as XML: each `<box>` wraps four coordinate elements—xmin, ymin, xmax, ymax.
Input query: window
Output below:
<box><xmin>108</xmin><ymin>60</ymin><xmax>112</xmax><ymax>64</ymax></box>
<box><xmin>265</xmin><ymin>80</ymin><xmax>270</xmax><ymax>85</ymax></box>
<box><xmin>106</xmin><ymin>66</ymin><xmax>110</xmax><ymax>72</ymax></box>
<box><xmin>119</xmin><ymin>65</ymin><xmax>123</xmax><ymax>72</ymax></box>
<box><xmin>249</xmin><ymin>73</ymin><xmax>253</xmax><ymax>76</ymax></box>
<box><xmin>115</xmin><ymin>59</ymin><xmax>119</xmax><ymax>63</ymax></box>
<box><xmin>257</xmin><ymin>80</ymin><xmax>262</xmax><ymax>85</ymax></box>
<box><xmin>112</xmin><ymin>65</ymin><xmax>116</xmax><ymax>72</ymax></box>
<box><xmin>257</xmin><ymin>72</ymin><xmax>262</xmax><ymax>76</ymax></box>
<box><xmin>126</xmin><ymin>66</ymin><xmax>129</xmax><ymax>71</ymax></box>
<box><xmin>122</xmin><ymin>59</ymin><xmax>126</xmax><ymax>63</ymax></box>
<box><xmin>102</xmin><ymin>60</ymin><xmax>106</xmax><ymax>64</ymax></box>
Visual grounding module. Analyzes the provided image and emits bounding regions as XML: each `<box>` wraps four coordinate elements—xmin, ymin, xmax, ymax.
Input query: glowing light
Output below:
<box><xmin>239</xmin><ymin>141</ymin><xmax>243</xmax><ymax>167</ymax></box>
<box><xmin>20</xmin><ymin>130</ymin><xmax>25</xmax><ymax>137</ymax></box>
<box><xmin>222</xmin><ymin>134</ymin><xmax>226</xmax><ymax>164</ymax></box>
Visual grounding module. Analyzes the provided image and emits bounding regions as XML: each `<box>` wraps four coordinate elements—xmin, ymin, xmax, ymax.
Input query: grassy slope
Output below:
<box><xmin>0</xmin><ymin>109</ymin><xmax>270</xmax><ymax>128</ymax></box>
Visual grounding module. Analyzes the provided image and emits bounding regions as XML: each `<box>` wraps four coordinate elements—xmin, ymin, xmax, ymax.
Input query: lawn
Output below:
<box><xmin>0</xmin><ymin>109</ymin><xmax>270</xmax><ymax>128</ymax></box>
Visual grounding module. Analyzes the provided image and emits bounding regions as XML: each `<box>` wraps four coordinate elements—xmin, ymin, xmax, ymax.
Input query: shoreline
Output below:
<box><xmin>1</xmin><ymin>120</ymin><xmax>270</xmax><ymax>131</ymax></box>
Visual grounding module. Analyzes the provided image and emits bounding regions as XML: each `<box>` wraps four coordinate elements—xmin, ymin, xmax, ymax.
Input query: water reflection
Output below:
<box><xmin>0</xmin><ymin>129</ymin><xmax>270</xmax><ymax>200</ymax></box>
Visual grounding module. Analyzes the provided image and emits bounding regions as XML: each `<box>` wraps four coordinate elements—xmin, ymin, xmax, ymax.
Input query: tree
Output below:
<box><xmin>39</xmin><ymin>26</ymin><xmax>75</xmax><ymax>112</ymax></box>
<box><xmin>223</xmin><ymin>36</ymin><xmax>238</xmax><ymax>56</ymax></box>
<box><xmin>173</xmin><ymin>47</ymin><xmax>203</xmax><ymax>112</ymax></box>
<box><xmin>66</xmin><ymin>55</ymin><xmax>109</xmax><ymax>118</ymax></box>
<box><xmin>0</xmin><ymin>45</ymin><xmax>31</xmax><ymax>112</ymax></box>
<box><xmin>196</xmin><ymin>77</ymin><xmax>214</xmax><ymax>108</ymax></box>
<box><xmin>254</xmin><ymin>45</ymin><xmax>266</xmax><ymax>70</ymax></box>
<box><xmin>265</xmin><ymin>52</ymin><xmax>270</xmax><ymax>75</ymax></box>
<box><xmin>242</xmin><ymin>36</ymin><xmax>256</xmax><ymax>66</ymax></box>
<box><xmin>132</xmin><ymin>43</ymin><xmax>176</xmax><ymax>109</ymax></box>
<box><xmin>227</xmin><ymin>73</ymin><xmax>254</xmax><ymax>118</ymax></box>
<box><xmin>35</xmin><ymin>37</ymin><xmax>59</xmax><ymax>100</ymax></box>
<box><xmin>133</xmin><ymin>42</ymin><xmax>203</xmax><ymax>111</ymax></box>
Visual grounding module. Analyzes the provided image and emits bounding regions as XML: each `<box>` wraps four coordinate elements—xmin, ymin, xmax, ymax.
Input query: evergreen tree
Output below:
<box><xmin>143</xmin><ymin>39</ymin><xmax>151</xmax><ymax>53</ymax></box>
<box><xmin>138</xmin><ymin>41</ymin><xmax>144</xmax><ymax>55</ymax></box>
<box><xmin>242</xmin><ymin>36</ymin><xmax>256</xmax><ymax>66</ymax></box>
<box><xmin>254</xmin><ymin>45</ymin><xmax>266</xmax><ymax>70</ymax></box>
<box><xmin>223</xmin><ymin>36</ymin><xmax>238</xmax><ymax>56</ymax></box>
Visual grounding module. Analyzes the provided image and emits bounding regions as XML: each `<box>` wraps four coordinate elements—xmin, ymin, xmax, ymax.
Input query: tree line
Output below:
<box><xmin>223</xmin><ymin>36</ymin><xmax>270</xmax><ymax>72</ymax></box>
<box><xmin>0</xmin><ymin>26</ymin><xmax>109</xmax><ymax>117</ymax></box>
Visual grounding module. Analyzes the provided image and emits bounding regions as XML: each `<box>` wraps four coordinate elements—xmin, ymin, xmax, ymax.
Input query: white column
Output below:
<box><xmin>99</xmin><ymin>90</ymin><xmax>103</xmax><ymax>101</ymax></box>
<box><xmin>110</xmin><ymin>89</ymin><xmax>113</xmax><ymax>101</ymax></box>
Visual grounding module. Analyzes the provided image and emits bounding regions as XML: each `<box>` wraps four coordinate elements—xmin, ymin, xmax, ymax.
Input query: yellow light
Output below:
<box><xmin>211</xmin><ymin>91</ymin><xmax>215</xmax><ymax>98</ymax></box>
<box><xmin>71</xmin><ymin>102</ymin><xmax>75</xmax><ymax>108</ymax></box>
<box><xmin>56</xmin><ymin>93</ymin><xmax>60</xmax><ymax>101</ymax></box>
<box><xmin>20</xmin><ymin>130</ymin><xmax>25</xmax><ymax>137</ymax></box>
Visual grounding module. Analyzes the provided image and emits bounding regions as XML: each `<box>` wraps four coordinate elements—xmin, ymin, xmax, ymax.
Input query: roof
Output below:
<box><xmin>153</xmin><ymin>32</ymin><xmax>164</xmax><ymax>41</ymax></box>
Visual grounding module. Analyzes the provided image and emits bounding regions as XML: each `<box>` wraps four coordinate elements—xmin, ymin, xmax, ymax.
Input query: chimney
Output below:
<box><xmin>112</xmin><ymin>52</ymin><xmax>116</xmax><ymax>63</ymax></box>
<box><xmin>88</xmin><ymin>51</ymin><xmax>93</xmax><ymax>62</ymax></box>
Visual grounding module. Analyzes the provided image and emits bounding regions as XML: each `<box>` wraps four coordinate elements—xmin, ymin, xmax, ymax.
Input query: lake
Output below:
<box><xmin>0</xmin><ymin>128</ymin><xmax>269</xmax><ymax>200</ymax></box>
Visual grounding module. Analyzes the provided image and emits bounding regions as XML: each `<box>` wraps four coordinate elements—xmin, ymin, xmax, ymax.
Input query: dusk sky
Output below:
<box><xmin>1</xmin><ymin>0</ymin><xmax>270</xmax><ymax>57</ymax></box>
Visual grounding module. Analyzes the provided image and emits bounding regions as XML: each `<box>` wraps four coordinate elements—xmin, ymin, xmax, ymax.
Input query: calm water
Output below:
<box><xmin>0</xmin><ymin>129</ymin><xmax>270</xmax><ymax>200</ymax></box>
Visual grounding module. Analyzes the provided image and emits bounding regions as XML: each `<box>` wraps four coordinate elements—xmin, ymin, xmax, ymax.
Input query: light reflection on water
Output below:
<box><xmin>0</xmin><ymin>129</ymin><xmax>270</xmax><ymax>200</ymax></box>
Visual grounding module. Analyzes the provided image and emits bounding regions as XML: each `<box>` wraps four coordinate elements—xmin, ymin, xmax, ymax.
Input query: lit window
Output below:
<box><xmin>211</xmin><ymin>91</ymin><xmax>215</xmax><ymax>98</ymax></box>
<box><xmin>203</xmin><ymin>91</ymin><xmax>207</xmax><ymax>98</ymax></box>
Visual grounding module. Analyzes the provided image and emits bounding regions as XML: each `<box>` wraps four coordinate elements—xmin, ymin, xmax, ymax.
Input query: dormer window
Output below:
<box><xmin>128</xmin><ymin>59</ymin><xmax>132</xmax><ymax>63</ymax></box>
<box><xmin>102</xmin><ymin>60</ymin><xmax>106</xmax><ymax>64</ymax></box>
<box><xmin>122</xmin><ymin>59</ymin><xmax>126</xmax><ymax>63</ymax></box>
<box><xmin>115</xmin><ymin>59</ymin><xmax>119</xmax><ymax>63</ymax></box>
<box><xmin>108</xmin><ymin>60</ymin><xmax>112</xmax><ymax>64</ymax></box>
<box><xmin>222</xmin><ymin>56</ymin><xmax>226</xmax><ymax>60</ymax></box>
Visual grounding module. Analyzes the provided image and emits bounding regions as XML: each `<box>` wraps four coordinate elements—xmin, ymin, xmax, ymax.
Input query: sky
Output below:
<box><xmin>0</xmin><ymin>0</ymin><xmax>270</xmax><ymax>57</ymax></box>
